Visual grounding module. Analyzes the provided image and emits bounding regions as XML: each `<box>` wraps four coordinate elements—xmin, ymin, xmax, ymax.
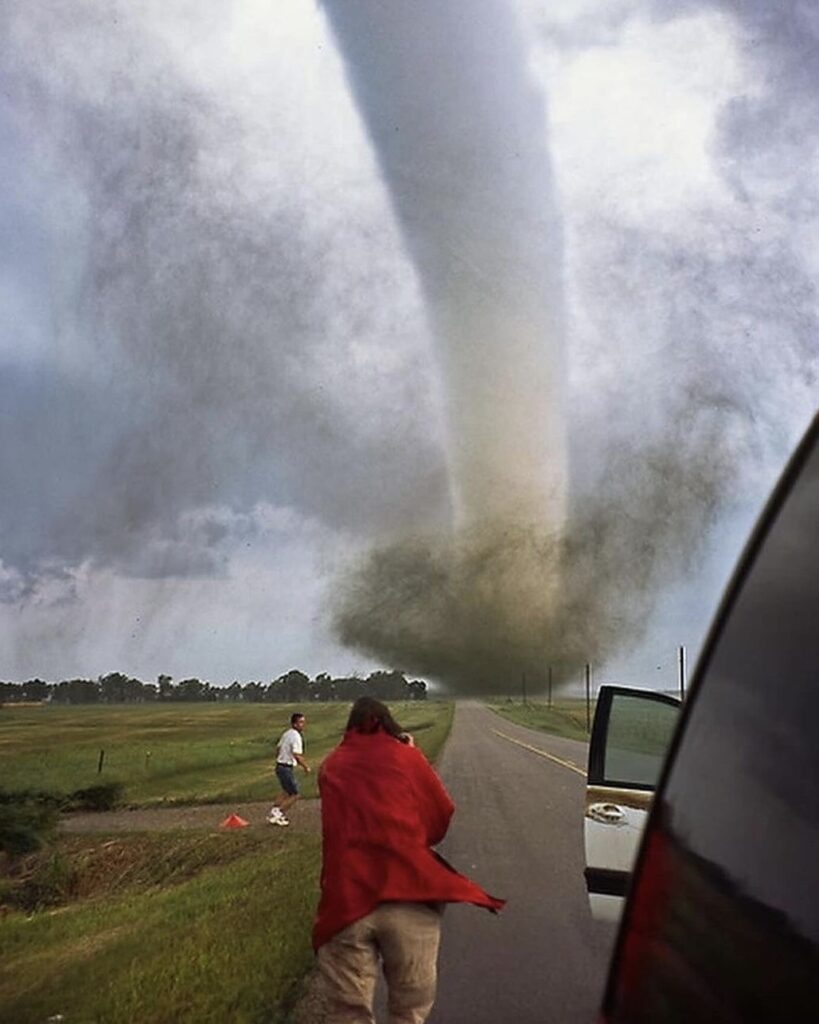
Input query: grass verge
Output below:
<box><xmin>0</xmin><ymin>830</ymin><xmax>321</xmax><ymax>1023</ymax></box>
<box><xmin>488</xmin><ymin>699</ymin><xmax>594</xmax><ymax>743</ymax></box>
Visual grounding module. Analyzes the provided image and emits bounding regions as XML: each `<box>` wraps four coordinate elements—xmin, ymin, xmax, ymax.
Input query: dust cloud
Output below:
<box><xmin>332</xmin><ymin>411</ymin><xmax>734</xmax><ymax>694</ymax></box>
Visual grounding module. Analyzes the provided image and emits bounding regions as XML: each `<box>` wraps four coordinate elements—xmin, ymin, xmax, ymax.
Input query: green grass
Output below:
<box><xmin>0</xmin><ymin>830</ymin><xmax>322</xmax><ymax>1023</ymax></box>
<box><xmin>488</xmin><ymin>698</ymin><xmax>595</xmax><ymax>742</ymax></box>
<box><xmin>0</xmin><ymin>701</ymin><xmax>455</xmax><ymax>1022</ymax></box>
<box><xmin>602</xmin><ymin>692</ymin><xmax>679</xmax><ymax>758</ymax></box>
<box><xmin>0</xmin><ymin>701</ymin><xmax>453</xmax><ymax>806</ymax></box>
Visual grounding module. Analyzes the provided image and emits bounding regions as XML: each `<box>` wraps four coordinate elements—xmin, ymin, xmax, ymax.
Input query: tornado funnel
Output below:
<box><xmin>322</xmin><ymin>0</ymin><xmax>566</xmax><ymax>531</ymax></box>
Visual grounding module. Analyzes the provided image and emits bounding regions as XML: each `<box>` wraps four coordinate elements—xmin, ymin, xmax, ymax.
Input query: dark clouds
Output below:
<box><xmin>1</xmin><ymin>1</ymin><xmax>816</xmax><ymax>687</ymax></box>
<box><xmin>0</xmin><ymin>0</ymin><xmax>449</xmax><ymax>590</ymax></box>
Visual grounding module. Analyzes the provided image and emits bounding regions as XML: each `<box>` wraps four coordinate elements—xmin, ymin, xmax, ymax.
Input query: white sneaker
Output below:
<box><xmin>266</xmin><ymin>809</ymin><xmax>289</xmax><ymax>826</ymax></box>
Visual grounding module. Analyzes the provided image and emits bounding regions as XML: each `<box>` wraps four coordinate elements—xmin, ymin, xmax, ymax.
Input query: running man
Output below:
<box><xmin>267</xmin><ymin>711</ymin><xmax>310</xmax><ymax>826</ymax></box>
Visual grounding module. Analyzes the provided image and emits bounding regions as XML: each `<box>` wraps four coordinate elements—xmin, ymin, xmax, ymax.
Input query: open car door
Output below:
<box><xmin>584</xmin><ymin>685</ymin><xmax>680</xmax><ymax>921</ymax></box>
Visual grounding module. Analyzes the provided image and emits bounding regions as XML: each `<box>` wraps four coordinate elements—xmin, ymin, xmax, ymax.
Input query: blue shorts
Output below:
<box><xmin>276</xmin><ymin>763</ymin><xmax>299</xmax><ymax>796</ymax></box>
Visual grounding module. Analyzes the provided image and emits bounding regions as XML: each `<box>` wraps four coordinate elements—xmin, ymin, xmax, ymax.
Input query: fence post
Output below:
<box><xmin>97</xmin><ymin>749</ymin><xmax>105</xmax><ymax>774</ymax></box>
<box><xmin>678</xmin><ymin>645</ymin><xmax>686</xmax><ymax>701</ymax></box>
<box><xmin>547</xmin><ymin>666</ymin><xmax>552</xmax><ymax>708</ymax></box>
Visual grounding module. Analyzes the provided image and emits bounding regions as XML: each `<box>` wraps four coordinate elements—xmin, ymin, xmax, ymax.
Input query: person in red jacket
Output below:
<box><xmin>314</xmin><ymin>696</ymin><xmax>505</xmax><ymax>1024</ymax></box>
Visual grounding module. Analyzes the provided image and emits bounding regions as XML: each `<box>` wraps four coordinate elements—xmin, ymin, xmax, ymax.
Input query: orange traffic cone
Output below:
<box><xmin>220</xmin><ymin>813</ymin><xmax>249</xmax><ymax>829</ymax></box>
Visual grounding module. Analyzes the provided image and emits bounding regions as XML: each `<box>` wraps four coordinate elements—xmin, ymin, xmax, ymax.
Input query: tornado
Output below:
<box><xmin>322</xmin><ymin>0</ymin><xmax>566</xmax><ymax>529</ymax></box>
<box><xmin>322</xmin><ymin>0</ymin><xmax>568</xmax><ymax>692</ymax></box>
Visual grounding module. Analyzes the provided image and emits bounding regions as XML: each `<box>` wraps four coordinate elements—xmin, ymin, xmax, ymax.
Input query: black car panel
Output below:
<box><xmin>602</xmin><ymin>413</ymin><xmax>819</xmax><ymax>1022</ymax></box>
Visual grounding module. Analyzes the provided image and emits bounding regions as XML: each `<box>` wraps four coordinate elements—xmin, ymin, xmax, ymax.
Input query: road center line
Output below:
<box><xmin>491</xmin><ymin>729</ymin><xmax>586</xmax><ymax>777</ymax></box>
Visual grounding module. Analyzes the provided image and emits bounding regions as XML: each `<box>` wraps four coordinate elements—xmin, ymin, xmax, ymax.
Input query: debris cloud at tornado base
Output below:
<box><xmin>332</xmin><ymin>423</ymin><xmax>733</xmax><ymax>695</ymax></box>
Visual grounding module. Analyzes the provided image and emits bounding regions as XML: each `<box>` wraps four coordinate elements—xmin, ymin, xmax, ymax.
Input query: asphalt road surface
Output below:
<box><xmin>414</xmin><ymin>701</ymin><xmax>617</xmax><ymax>1024</ymax></box>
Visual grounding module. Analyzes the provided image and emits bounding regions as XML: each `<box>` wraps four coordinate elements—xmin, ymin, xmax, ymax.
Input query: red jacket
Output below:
<box><xmin>313</xmin><ymin>729</ymin><xmax>505</xmax><ymax>950</ymax></box>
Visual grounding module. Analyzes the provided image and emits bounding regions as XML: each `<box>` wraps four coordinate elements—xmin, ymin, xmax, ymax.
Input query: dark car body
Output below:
<box><xmin>589</xmin><ymin>412</ymin><xmax>819</xmax><ymax>1022</ymax></box>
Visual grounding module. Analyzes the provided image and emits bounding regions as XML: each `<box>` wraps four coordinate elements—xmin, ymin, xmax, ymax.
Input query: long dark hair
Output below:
<box><xmin>345</xmin><ymin>696</ymin><xmax>405</xmax><ymax>740</ymax></box>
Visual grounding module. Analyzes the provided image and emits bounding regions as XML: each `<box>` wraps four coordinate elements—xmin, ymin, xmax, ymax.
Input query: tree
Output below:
<box><xmin>270</xmin><ymin>670</ymin><xmax>310</xmax><ymax>703</ymax></box>
<box><xmin>0</xmin><ymin>682</ymin><xmax>18</xmax><ymax>703</ymax></box>
<box><xmin>98</xmin><ymin>672</ymin><xmax>145</xmax><ymax>703</ymax></box>
<box><xmin>177</xmin><ymin>678</ymin><xmax>206</xmax><ymax>702</ymax></box>
<box><xmin>21</xmin><ymin>678</ymin><xmax>50</xmax><ymax>703</ymax></box>
<box><xmin>311</xmin><ymin>673</ymin><xmax>336</xmax><ymax>701</ymax></box>
<box><xmin>242</xmin><ymin>681</ymin><xmax>266</xmax><ymax>703</ymax></box>
<box><xmin>366</xmin><ymin>670</ymin><xmax>409</xmax><ymax>701</ymax></box>
<box><xmin>408</xmin><ymin>680</ymin><xmax>427</xmax><ymax>701</ymax></box>
<box><xmin>52</xmin><ymin>678</ymin><xmax>99</xmax><ymax>704</ymax></box>
<box><xmin>333</xmin><ymin>675</ymin><xmax>369</xmax><ymax>703</ymax></box>
<box><xmin>157</xmin><ymin>675</ymin><xmax>175</xmax><ymax>701</ymax></box>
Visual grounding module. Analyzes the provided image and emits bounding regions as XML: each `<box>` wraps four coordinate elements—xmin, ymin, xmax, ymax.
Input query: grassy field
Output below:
<box><xmin>0</xmin><ymin>700</ymin><xmax>453</xmax><ymax>805</ymax></box>
<box><xmin>1</xmin><ymin>830</ymin><xmax>321</xmax><ymax>1023</ymax></box>
<box><xmin>0</xmin><ymin>700</ymin><xmax>454</xmax><ymax>1023</ymax></box>
<box><xmin>489</xmin><ymin>698</ymin><xmax>595</xmax><ymax>743</ymax></box>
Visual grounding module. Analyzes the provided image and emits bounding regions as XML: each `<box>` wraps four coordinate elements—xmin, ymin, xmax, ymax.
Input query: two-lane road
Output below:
<box><xmin>424</xmin><ymin>701</ymin><xmax>617</xmax><ymax>1023</ymax></box>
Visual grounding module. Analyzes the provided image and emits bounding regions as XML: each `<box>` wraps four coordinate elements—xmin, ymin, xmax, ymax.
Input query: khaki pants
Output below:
<box><xmin>316</xmin><ymin>902</ymin><xmax>442</xmax><ymax>1024</ymax></box>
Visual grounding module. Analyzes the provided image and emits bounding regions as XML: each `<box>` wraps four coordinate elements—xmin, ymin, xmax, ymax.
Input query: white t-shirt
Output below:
<box><xmin>277</xmin><ymin>727</ymin><xmax>303</xmax><ymax>766</ymax></box>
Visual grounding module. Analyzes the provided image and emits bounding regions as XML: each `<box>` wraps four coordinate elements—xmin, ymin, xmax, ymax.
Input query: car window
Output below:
<box><xmin>603</xmin><ymin>693</ymin><xmax>679</xmax><ymax>789</ymax></box>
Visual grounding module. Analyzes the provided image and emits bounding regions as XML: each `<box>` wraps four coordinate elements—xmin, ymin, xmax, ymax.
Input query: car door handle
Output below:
<box><xmin>588</xmin><ymin>802</ymin><xmax>626</xmax><ymax>824</ymax></box>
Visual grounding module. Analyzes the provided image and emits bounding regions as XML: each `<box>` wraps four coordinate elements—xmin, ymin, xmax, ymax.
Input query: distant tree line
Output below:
<box><xmin>0</xmin><ymin>669</ymin><xmax>427</xmax><ymax>705</ymax></box>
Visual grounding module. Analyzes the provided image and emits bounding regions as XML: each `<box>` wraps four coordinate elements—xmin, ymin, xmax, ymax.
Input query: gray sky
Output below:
<box><xmin>0</xmin><ymin>0</ymin><xmax>816</xmax><ymax>691</ymax></box>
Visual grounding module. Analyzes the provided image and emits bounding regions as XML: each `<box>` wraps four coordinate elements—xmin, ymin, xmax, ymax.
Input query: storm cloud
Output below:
<box><xmin>0</xmin><ymin>1</ymin><xmax>816</xmax><ymax>687</ymax></box>
<box><xmin>0</xmin><ymin>0</ymin><xmax>448</xmax><ymax>584</ymax></box>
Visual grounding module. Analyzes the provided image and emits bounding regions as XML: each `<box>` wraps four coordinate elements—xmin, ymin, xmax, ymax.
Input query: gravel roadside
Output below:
<box><xmin>59</xmin><ymin>797</ymin><xmax>322</xmax><ymax>834</ymax></box>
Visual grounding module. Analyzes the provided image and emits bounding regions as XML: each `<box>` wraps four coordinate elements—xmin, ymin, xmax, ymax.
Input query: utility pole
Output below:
<box><xmin>585</xmin><ymin>663</ymin><xmax>592</xmax><ymax>733</ymax></box>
